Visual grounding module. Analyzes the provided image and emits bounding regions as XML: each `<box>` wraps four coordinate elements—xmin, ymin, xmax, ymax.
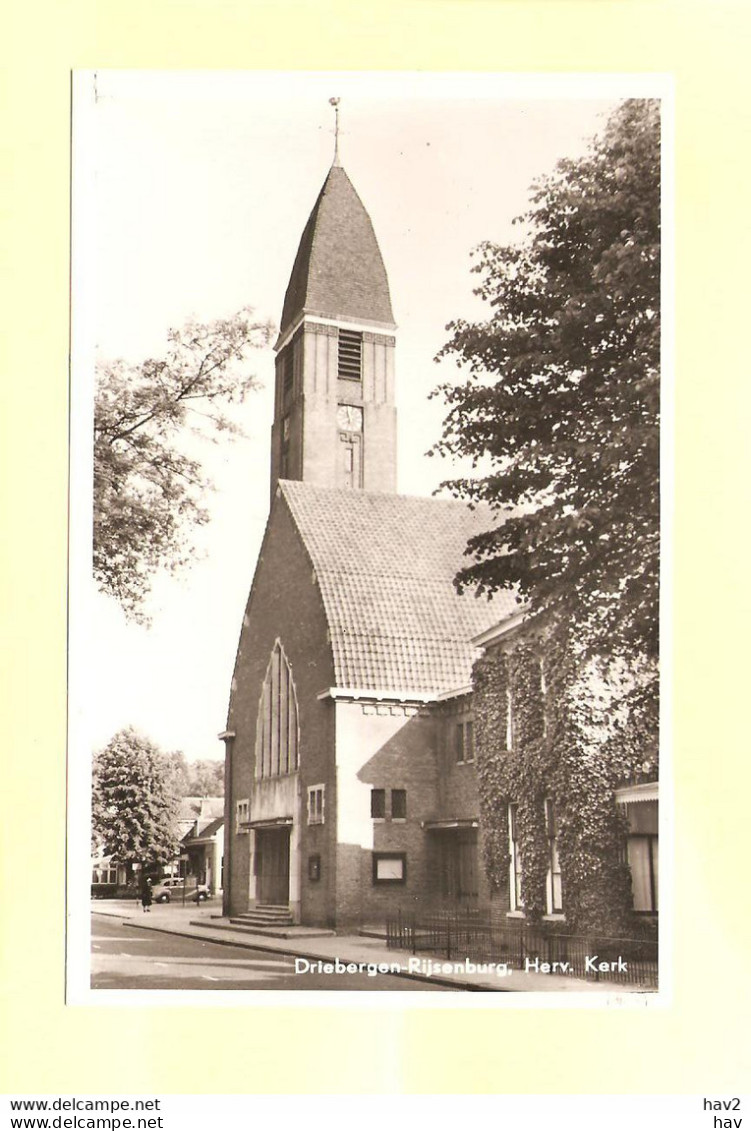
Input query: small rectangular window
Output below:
<box><xmin>509</xmin><ymin>802</ymin><xmax>522</xmax><ymax>911</ymax></box>
<box><xmin>371</xmin><ymin>788</ymin><xmax>386</xmax><ymax>819</ymax></box>
<box><xmin>282</xmin><ymin>345</ymin><xmax>294</xmax><ymax>400</ymax></box>
<box><xmin>627</xmin><ymin>835</ymin><xmax>658</xmax><ymax>912</ymax></box>
<box><xmin>544</xmin><ymin>797</ymin><xmax>557</xmax><ymax>838</ymax></box>
<box><xmin>92</xmin><ymin>865</ymin><xmax>118</xmax><ymax>885</ymax></box>
<box><xmin>280</xmin><ymin>415</ymin><xmax>291</xmax><ymax>478</ymax></box>
<box><xmin>545</xmin><ymin>797</ymin><xmax>563</xmax><ymax>914</ymax></box>
<box><xmin>506</xmin><ymin>685</ymin><xmax>513</xmax><ymax>750</ymax></box>
<box><xmin>464</xmin><ymin>720</ymin><xmax>475</xmax><ymax>763</ymax></box>
<box><xmin>454</xmin><ymin>719</ymin><xmax>474</xmax><ymax>763</ymax></box>
<box><xmin>235</xmin><ymin>799</ymin><xmax>249</xmax><ymax>834</ymax></box>
<box><xmin>307</xmin><ymin>785</ymin><xmax>325</xmax><ymax>825</ymax></box>
<box><xmin>338</xmin><ymin>329</ymin><xmax>362</xmax><ymax>380</ymax></box>
<box><xmin>455</xmin><ymin>722</ymin><xmax>464</xmax><ymax>763</ymax></box>
<box><xmin>391</xmin><ymin>789</ymin><xmax>407</xmax><ymax>819</ymax></box>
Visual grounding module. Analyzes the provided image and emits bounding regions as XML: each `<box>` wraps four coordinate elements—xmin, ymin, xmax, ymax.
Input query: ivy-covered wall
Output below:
<box><xmin>473</xmin><ymin>625</ymin><xmax>657</xmax><ymax>935</ymax></box>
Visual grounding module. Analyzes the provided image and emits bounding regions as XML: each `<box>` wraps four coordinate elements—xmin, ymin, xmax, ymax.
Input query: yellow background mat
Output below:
<box><xmin>2</xmin><ymin>0</ymin><xmax>749</xmax><ymax>1096</ymax></box>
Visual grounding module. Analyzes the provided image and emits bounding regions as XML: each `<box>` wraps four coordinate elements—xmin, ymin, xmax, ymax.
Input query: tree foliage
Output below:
<box><xmin>436</xmin><ymin>101</ymin><xmax>660</xmax><ymax>931</ymax></box>
<box><xmin>433</xmin><ymin>100</ymin><xmax>660</xmax><ymax>668</ymax></box>
<box><xmin>474</xmin><ymin>631</ymin><xmax>655</xmax><ymax>934</ymax></box>
<box><xmin>186</xmin><ymin>758</ymin><xmax>225</xmax><ymax>797</ymax></box>
<box><xmin>94</xmin><ymin>308</ymin><xmax>273</xmax><ymax>622</ymax></box>
<box><xmin>161</xmin><ymin>751</ymin><xmax>225</xmax><ymax>798</ymax></box>
<box><xmin>92</xmin><ymin>727</ymin><xmax>181</xmax><ymax>869</ymax></box>
<box><xmin>160</xmin><ymin>749</ymin><xmax>191</xmax><ymax>799</ymax></box>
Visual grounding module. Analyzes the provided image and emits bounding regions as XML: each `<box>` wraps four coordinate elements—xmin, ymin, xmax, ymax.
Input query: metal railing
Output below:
<box><xmin>385</xmin><ymin>906</ymin><xmax>657</xmax><ymax>988</ymax></box>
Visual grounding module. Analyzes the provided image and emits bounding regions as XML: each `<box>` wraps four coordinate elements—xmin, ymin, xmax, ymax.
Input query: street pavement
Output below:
<box><xmin>92</xmin><ymin>916</ymin><xmax>456</xmax><ymax>991</ymax></box>
<box><xmin>92</xmin><ymin>899</ymin><xmax>650</xmax><ymax>993</ymax></box>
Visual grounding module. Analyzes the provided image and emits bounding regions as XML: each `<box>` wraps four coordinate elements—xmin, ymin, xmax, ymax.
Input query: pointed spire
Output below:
<box><xmin>329</xmin><ymin>96</ymin><xmax>341</xmax><ymax>166</ymax></box>
<box><xmin>278</xmin><ymin>160</ymin><xmax>395</xmax><ymax>334</ymax></box>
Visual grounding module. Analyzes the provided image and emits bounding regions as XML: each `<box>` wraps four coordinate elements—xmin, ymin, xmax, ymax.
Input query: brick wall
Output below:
<box><xmin>334</xmin><ymin>701</ymin><xmax>439</xmax><ymax>927</ymax></box>
<box><xmin>226</xmin><ymin>496</ymin><xmax>335</xmax><ymax>919</ymax></box>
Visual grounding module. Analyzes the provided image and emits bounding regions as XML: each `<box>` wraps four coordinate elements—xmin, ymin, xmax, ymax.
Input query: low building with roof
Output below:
<box><xmin>180</xmin><ymin>814</ymin><xmax>225</xmax><ymax>895</ymax></box>
<box><xmin>176</xmin><ymin>796</ymin><xmax>225</xmax><ymax>840</ymax></box>
<box><xmin>91</xmin><ymin>854</ymin><xmax>128</xmax><ymax>899</ymax></box>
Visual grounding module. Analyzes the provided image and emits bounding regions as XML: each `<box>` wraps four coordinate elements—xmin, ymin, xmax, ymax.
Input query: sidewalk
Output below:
<box><xmin>91</xmin><ymin>900</ymin><xmax>648</xmax><ymax>994</ymax></box>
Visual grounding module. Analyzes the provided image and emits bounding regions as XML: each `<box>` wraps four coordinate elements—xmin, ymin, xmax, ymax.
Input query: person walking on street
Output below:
<box><xmin>139</xmin><ymin>873</ymin><xmax>153</xmax><ymax>913</ymax></box>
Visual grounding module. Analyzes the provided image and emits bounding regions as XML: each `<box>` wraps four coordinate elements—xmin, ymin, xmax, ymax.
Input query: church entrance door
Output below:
<box><xmin>256</xmin><ymin>827</ymin><xmax>291</xmax><ymax>905</ymax></box>
<box><xmin>434</xmin><ymin>830</ymin><xmax>479</xmax><ymax>902</ymax></box>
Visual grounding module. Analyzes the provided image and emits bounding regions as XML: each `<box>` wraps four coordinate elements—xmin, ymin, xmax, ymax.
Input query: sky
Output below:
<box><xmin>71</xmin><ymin>71</ymin><xmax>631</xmax><ymax>764</ymax></box>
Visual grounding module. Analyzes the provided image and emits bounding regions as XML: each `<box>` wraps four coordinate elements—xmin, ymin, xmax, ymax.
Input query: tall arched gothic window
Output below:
<box><xmin>255</xmin><ymin>642</ymin><xmax>299</xmax><ymax>779</ymax></box>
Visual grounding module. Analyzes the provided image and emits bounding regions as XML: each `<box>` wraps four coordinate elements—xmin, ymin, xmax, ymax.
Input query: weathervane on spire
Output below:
<box><xmin>329</xmin><ymin>96</ymin><xmax>341</xmax><ymax>165</ymax></box>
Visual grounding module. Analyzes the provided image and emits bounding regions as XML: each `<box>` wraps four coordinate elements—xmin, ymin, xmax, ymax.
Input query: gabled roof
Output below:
<box><xmin>182</xmin><ymin>816</ymin><xmax>224</xmax><ymax>844</ymax></box>
<box><xmin>279</xmin><ymin>165</ymin><xmax>395</xmax><ymax>335</ymax></box>
<box><xmin>279</xmin><ymin>481</ymin><xmax>518</xmax><ymax>697</ymax></box>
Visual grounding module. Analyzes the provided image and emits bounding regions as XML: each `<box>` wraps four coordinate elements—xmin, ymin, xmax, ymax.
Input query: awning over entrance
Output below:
<box><xmin>615</xmin><ymin>781</ymin><xmax>658</xmax><ymax>805</ymax></box>
<box><xmin>242</xmin><ymin>816</ymin><xmax>294</xmax><ymax>830</ymax></box>
<box><xmin>422</xmin><ymin>818</ymin><xmax>479</xmax><ymax>831</ymax></box>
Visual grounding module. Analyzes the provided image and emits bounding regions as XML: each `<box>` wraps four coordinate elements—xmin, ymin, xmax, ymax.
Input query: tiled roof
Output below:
<box><xmin>182</xmin><ymin>816</ymin><xmax>224</xmax><ymax>843</ymax></box>
<box><xmin>280</xmin><ymin>165</ymin><xmax>395</xmax><ymax>334</ymax></box>
<box><xmin>280</xmin><ymin>482</ymin><xmax>518</xmax><ymax>697</ymax></box>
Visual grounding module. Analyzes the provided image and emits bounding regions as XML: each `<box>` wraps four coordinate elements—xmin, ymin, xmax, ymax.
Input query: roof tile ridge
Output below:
<box><xmin>277</xmin><ymin>481</ymin><xmax>342</xmax><ymax>645</ymax></box>
<box><xmin>297</xmin><ymin>172</ymin><xmax>333</xmax><ymax>316</ymax></box>
<box><xmin>280</xmin><ymin>480</ymin><xmax>496</xmax><ymax>507</ymax></box>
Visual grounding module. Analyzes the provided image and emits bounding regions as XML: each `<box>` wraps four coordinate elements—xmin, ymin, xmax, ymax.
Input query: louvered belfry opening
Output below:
<box><xmin>337</xmin><ymin>329</ymin><xmax>362</xmax><ymax>380</ymax></box>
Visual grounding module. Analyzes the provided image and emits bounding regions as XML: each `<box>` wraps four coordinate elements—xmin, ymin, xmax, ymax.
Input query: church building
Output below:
<box><xmin>221</xmin><ymin>148</ymin><xmax>518</xmax><ymax>928</ymax></box>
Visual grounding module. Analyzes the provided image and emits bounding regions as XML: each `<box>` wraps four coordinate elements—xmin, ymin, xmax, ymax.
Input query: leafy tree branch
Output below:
<box><xmin>432</xmin><ymin>100</ymin><xmax>660</xmax><ymax>669</ymax></box>
<box><xmin>94</xmin><ymin>307</ymin><xmax>273</xmax><ymax>621</ymax></box>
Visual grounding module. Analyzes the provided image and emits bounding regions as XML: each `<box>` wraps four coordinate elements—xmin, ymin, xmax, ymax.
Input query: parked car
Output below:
<box><xmin>151</xmin><ymin>877</ymin><xmax>210</xmax><ymax>903</ymax></box>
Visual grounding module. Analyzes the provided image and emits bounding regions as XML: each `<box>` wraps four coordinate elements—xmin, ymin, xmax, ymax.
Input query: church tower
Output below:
<box><xmin>269</xmin><ymin>139</ymin><xmax>398</xmax><ymax>501</ymax></box>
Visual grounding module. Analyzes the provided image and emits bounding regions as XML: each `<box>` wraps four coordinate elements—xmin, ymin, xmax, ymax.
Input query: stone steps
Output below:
<box><xmin>247</xmin><ymin>904</ymin><xmax>293</xmax><ymax>917</ymax></box>
<box><xmin>221</xmin><ymin>903</ymin><xmax>337</xmax><ymax>939</ymax></box>
<box><xmin>217</xmin><ymin>918</ymin><xmax>336</xmax><ymax>940</ymax></box>
<box><xmin>231</xmin><ymin>904</ymin><xmax>295</xmax><ymax>928</ymax></box>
